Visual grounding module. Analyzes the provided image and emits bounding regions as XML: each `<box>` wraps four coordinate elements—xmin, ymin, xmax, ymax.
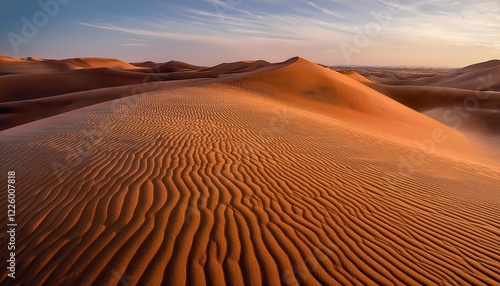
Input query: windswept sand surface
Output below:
<box><xmin>1</xmin><ymin>57</ymin><xmax>499</xmax><ymax>285</ymax></box>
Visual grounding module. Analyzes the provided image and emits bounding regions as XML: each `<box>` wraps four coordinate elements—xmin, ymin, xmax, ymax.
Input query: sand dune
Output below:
<box><xmin>157</xmin><ymin>60</ymin><xmax>207</xmax><ymax>72</ymax></box>
<box><xmin>0</xmin><ymin>56</ymin><xmax>22</xmax><ymax>62</ymax></box>
<box><xmin>354</xmin><ymin>59</ymin><xmax>500</xmax><ymax>92</ymax></box>
<box><xmin>130</xmin><ymin>60</ymin><xmax>208</xmax><ymax>72</ymax></box>
<box><xmin>342</xmin><ymin>66</ymin><xmax>500</xmax><ymax>144</ymax></box>
<box><xmin>57</xmin><ymin>58</ymin><xmax>140</xmax><ymax>70</ymax></box>
<box><xmin>459</xmin><ymin>59</ymin><xmax>500</xmax><ymax>74</ymax></box>
<box><xmin>412</xmin><ymin>64</ymin><xmax>500</xmax><ymax>91</ymax></box>
<box><xmin>0</xmin><ymin>57</ymin><xmax>141</xmax><ymax>75</ymax></box>
<box><xmin>345</xmin><ymin>72</ymin><xmax>500</xmax><ymax>112</ymax></box>
<box><xmin>223</xmin><ymin>58</ymin><xmax>474</xmax><ymax>154</ymax></box>
<box><xmin>1</xmin><ymin>56</ymin><xmax>499</xmax><ymax>286</ymax></box>
<box><xmin>0</xmin><ymin>57</ymin><xmax>281</xmax><ymax>130</ymax></box>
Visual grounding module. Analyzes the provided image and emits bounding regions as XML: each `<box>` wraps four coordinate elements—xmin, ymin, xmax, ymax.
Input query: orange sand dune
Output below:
<box><xmin>343</xmin><ymin>68</ymin><xmax>500</xmax><ymax>144</ymax></box>
<box><xmin>129</xmin><ymin>60</ymin><xmax>208</xmax><ymax>72</ymax></box>
<box><xmin>1</xmin><ymin>56</ymin><xmax>499</xmax><ymax>286</ymax></box>
<box><xmin>0</xmin><ymin>57</ymin><xmax>141</xmax><ymax>75</ymax></box>
<box><xmin>201</xmin><ymin>60</ymin><xmax>271</xmax><ymax>74</ymax></box>
<box><xmin>56</xmin><ymin>57</ymin><xmax>140</xmax><ymax>70</ymax></box>
<box><xmin>130</xmin><ymin>61</ymin><xmax>158</xmax><ymax>68</ymax></box>
<box><xmin>0</xmin><ymin>56</ymin><xmax>23</xmax><ymax>62</ymax></box>
<box><xmin>361</xmin><ymin>59</ymin><xmax>500</xmax><ymax>92</ymax></box>
<box><xmin>157</xmin><ymin>60</ymin><xmax>207</xmax><ymax>72</ymax></box>
<box><xmin>0</xmin><ymin>57</ymin><xmax>67</xmax><ymax>75</ymax></box>
<box><xmin>223</xmin><ymin>58</ymin><xmax>474</xmax><ymax>154</ymax></box>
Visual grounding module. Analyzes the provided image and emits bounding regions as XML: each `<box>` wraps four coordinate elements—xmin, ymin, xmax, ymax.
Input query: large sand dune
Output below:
<box><xmin>0</xmin><ymin>56</ymin><xmax>499</xmax><ymax>285</ymax></box>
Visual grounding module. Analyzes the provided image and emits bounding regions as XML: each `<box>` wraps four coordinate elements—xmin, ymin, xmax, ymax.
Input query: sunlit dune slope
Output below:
<box><xmin>222</xmin><ymin>57</ymin><xmax>472</xmax><ymax>152</ymax></box>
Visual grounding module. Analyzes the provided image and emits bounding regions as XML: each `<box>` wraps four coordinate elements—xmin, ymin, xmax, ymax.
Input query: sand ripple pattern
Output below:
<box><xmin>1</xmin><ymin>86</ymin><xmax>499</xmax><ymax>286</ymax></box>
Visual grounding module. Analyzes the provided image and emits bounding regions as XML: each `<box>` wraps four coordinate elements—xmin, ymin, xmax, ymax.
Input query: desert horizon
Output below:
<box><xmin>1</xmin><ymin>0</ymin><xmax>500</xmax><ymax>285</ymax></box>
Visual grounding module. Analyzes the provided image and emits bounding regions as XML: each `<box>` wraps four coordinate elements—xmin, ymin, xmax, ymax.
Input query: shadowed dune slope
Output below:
<box><xmin>0</xmin><ymin>68</ymin><xmax>164</xmax><ymax>102</ymax></box>
<box><xmin>458</xmin><ymin>59</ymin><xmax>500</xmax><ymax>74</ymax></box>
<box><xmin>413</xmin><ymin>64</ymin><xmax>500</xmax><ymax>91</ymax></box>
<box><xmin>131</xmin><ymin>60</ymin><xmax>209</xmax><ymax>72</ymax></box>
<box><xmin>0</xmin><ymin>76</ymin><xmax>499</xmax><ymax>285</ymax></box>
<box><xmin>157</xmin><ymin>60</ymin><xmax>208</xmax><ymax>72</ymax></box>
<box><xmin>345</xmin><ymin>72</ymin><xmax>500</xmax><ymax>112</ymax></box>
<box><xmin>0</xmin><ymin>79</ymin><xmax>212</xmax><ymax>131</ymax></box>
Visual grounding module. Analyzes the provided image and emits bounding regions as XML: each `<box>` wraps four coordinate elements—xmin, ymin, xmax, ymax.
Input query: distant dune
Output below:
<box><xmin>1</xmin><ymin>56</ymin><xmax>499</xmax><ymax>285</ymax></box>
<box><xmin>340</xmin><ymin>60</ymin><xmax>500</xmax><ymax>144</ymax></box>
<box><xmin>346</xmin><ymin>59</ymin><xmax>500</xmax><ymax>92</ymax></box>
<box><xmin>0</xmin><ymin>57</ymin><xmax>141</xmax><ymax>75</ymax></box>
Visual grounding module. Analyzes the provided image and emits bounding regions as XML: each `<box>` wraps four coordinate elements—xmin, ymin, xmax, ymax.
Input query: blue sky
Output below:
<box><xmin>1</xmin><ymin>0</ymin><xmax>499</xmax><ymax>67</ymax></box>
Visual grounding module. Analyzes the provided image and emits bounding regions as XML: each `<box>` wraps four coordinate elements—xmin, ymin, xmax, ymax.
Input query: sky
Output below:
<box><xmin>1</xmin><ymin>0</ymin><xmax>499</xmax><ymax>67</ymax></box>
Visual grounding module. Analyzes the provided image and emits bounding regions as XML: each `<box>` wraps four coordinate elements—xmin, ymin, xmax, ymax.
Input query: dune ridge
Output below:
<box><xmin>0</xmin><ymin>56</ymin><xmax>499</xmax><ymax>285</ymax></box>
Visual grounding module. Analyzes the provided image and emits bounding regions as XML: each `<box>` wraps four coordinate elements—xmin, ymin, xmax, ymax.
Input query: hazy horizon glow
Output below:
<box><xmin>1</xmin><ymin>0</ymin><xmax>499</xmax><ymax>67</ymax></box>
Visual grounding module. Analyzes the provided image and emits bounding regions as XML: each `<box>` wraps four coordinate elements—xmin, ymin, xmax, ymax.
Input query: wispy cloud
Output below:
<box><xmin>127</xmin><ymin>38</ymin><xmax>148</xmax><ymax>42</ymax></box>
<box><xmin>78</xmin><ymin>22</ymin><xmax>225</xmax><ymax>43</ymax></box>
<box><xmin>121</xmin><ymin>43</ymin><xmax>150</xmax><ymax>47</ymax></box>
<box><xmin>307</xmin><ymin>1</ymin><xmax>343</xmax><ymax>19</ymax></box>
<box><xmin>384</xmin><ymin>1</ymin><xmax>500</xmax><ymax>49</ymax></box>
<box><xmin>200</xmin><ymin>0</ymin><xmax>254</xmax><ymax>16</ymax></box>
